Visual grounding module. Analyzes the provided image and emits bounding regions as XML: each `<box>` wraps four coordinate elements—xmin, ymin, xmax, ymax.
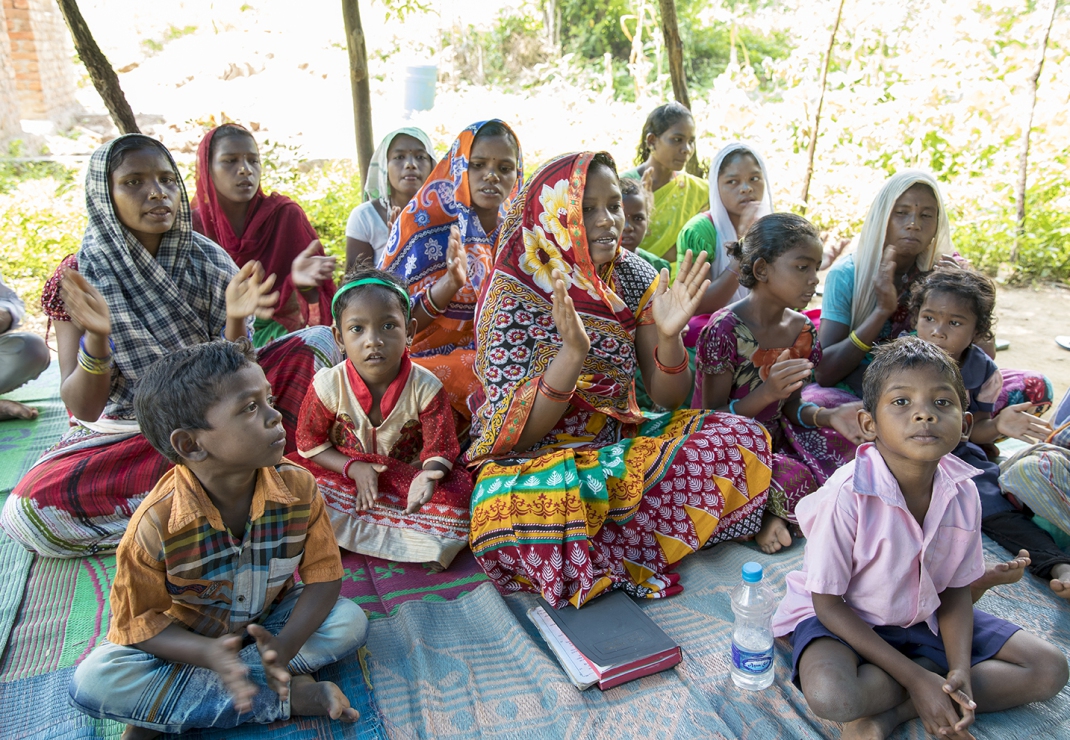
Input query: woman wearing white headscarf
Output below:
<box><xmin>677</xmin><ymin>142</ymin><xmax>774</xmax><ymax>347</ymax></box>
<box><xmin>813</xmin><ymin>171</ymin><xmax>953</xmax><ymax>395</ymax></box>
<box><xmin>344</xmin><ymin>127</ymin><xmax>436</xmax><ymax>269</ymax></box>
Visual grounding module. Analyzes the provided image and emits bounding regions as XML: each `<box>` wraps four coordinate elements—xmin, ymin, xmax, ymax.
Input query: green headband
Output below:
<box><xmin>331</xmin><ymin>278</ymin><xmax>412</xmax><ymax>321</ymax></box>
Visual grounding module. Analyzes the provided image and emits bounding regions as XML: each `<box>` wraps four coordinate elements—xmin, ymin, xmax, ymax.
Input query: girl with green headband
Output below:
<box><xmin>288</xmin><ymin>266</ymin><xmax>473</xmax><ymax>568</ymax></box>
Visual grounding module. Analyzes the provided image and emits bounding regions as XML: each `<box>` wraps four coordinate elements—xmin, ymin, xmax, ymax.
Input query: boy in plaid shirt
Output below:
<box><xmin>69</xmin><ymin>340</ymin><xmax>367</xmax><ymax>739</ymax></box>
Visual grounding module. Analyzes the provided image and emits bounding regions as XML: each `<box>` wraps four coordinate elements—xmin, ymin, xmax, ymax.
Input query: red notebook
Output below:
<box><xmin>528</xmin><ymin>590</ymin><xmax>682</xmax><ymax>690</ymax></box>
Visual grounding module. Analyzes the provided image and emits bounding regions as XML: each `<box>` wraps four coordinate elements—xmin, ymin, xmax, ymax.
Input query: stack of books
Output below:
<box><xmin>528</xmin><ymin>589</ymin><xmax>682</xmax><ymax>691</ymax></box>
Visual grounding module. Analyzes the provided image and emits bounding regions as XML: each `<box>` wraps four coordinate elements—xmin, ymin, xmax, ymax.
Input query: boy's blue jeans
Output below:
<box><xmin>68</xmin><ymin>587</ymin><xmax>368</xmax><ymax>734</ymax></box>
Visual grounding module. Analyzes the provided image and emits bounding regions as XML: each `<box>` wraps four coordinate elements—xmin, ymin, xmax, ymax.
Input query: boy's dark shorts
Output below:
<box><xmin>788</xmin><ymin>608</ymin><xmax>1021</xmax><ymax>688</ymax></box>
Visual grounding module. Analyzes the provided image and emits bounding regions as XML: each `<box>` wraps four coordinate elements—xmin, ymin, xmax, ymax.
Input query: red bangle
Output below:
<box><xmin>343</xmin><ymin>458</ymin><xmax>358</xmax><ymax>480</ymax></box>
<box><xmin>537</xmin><ymin>376</ymin><xmax>575</xmax><ymax>403</ymax></box>
<box><xmin>422</xmin><ymin>289</ymin><xmax>445</xmax><ymax>317</ymax></box>
<box><xmin>653</xmin><ymin>345</ymin><xmax>689</xmax><ymax>374</ymax></box>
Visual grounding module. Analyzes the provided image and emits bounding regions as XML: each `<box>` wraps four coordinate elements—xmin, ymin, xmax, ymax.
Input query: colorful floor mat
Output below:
<box><xmin>334</xmin><ymin>548</ymin><xmax>489</xmax><ymax>620</ymax></box>
<box><xmin>0</xmin><ymin>658</ymin><xmax>387</xmax><ymax>740</ymax></box>
<box><xmin>366</xmin><ymin>538</ymin><xmax>1070</xmax><ymax>740</ymax></box>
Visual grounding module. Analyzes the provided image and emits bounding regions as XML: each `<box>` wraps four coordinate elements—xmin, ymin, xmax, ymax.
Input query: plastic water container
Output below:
<box><xmin>403</xmin><ymin>65</ymin><xmax>438</xmax><ymax>114</ymax></box>
<box><xmin>730</xmin><ymin>561</ymin><xmax>776</xmax><ymax>690</ymax></box>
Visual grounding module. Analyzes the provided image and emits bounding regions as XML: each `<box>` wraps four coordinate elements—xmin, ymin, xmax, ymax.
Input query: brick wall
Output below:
<box><xmin>2</xmin><ymin>0</ymin><xmax>78</xmax><ymax>123</ymax></box>
<box><xmin>0</xmin><ymin>1</ymin><xmax>22</xmax><ymax>139</ymax></box>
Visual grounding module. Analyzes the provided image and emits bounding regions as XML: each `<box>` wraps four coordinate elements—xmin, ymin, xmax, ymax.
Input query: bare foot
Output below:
<box><xmin>756</xmin><ymin>512</ymin><xmax>793</xmax><ymax>554</ymax></box>
<box><xmin>970</xmin><ymin>549</ymin><xmax>1030</xmax><ymax>603</ymax></box>
<box><xmin>0</xmin><ymin>399</ymin><xmax>38</xmax><ymax>421</ymax></box>
<box><xmin>290</xmin><ymin>674</ymin><xmax>360</xmax><ymax>722</ymax></box>
<box><xmin>1050</xmin><ymin>563</ymin><xmax>1070</xmax><ymax>600</ymax></box>
<box><xmin>841</xmin><ymin>699</ymin><xmax>917</xmax><ymax>740</ymax></box>
<box><xmin>121</xmin><ymin>726</ymin><xmax>161</xmax><ymax>740</ymax></box>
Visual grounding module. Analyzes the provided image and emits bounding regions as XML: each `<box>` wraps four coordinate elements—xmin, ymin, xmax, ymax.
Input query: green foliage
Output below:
<box><xmin>955</xmin><ymin>169</ymin><xmax>1070</xmax><ymax>283</ymax></box>
<box><xmin>0</xmin><ymin>141</ymin><xmax>76</xmax><ymax>196</ymax></box>
<box><xmin>259</xmin><ymin>144</ymin><xmax>363</xmax><ymax>261</ymax></box>
<box><xmin>0</xmin><ymin>180</ymin><xmax>85</xmax><ymax>312</ymax></box>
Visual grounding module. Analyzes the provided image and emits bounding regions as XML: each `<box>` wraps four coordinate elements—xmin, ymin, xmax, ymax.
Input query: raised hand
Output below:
<box><xmin>247</xmin><ymin>623</ymin><xmax>291</xmax><ymax>702</ymax></box>
<box><xmin>444</xmin><ymin>225</ymin><xmax>467</xmax><ymax>291</ymax></box>
<box><xmin>764</xmin><ymin>349</ymin><xmax>813</xmax><ymax>400</ymax></box>
<box><xmin>406</xmin><ymin>468</ymin><xmax>444</xmax><ymax>514</ymax></box>
<box><xmin>873</xmin><ymin>246</ymin><xmax>900</xmax><ymax>317</ymax></box>
<box><xmin>291</xmin><ymin>240</ymin><xmax>336</xmax><ymax>289</ymax></box>
<box><xmin>650</xmin><ymin>250</ymin><xmax>711</xmax><ymax>339</ymax></box>
<box><xmin>387</xmin><ymin>205</ymin><xmax>402</xmax><ymax>230</ymax></box>
<box><xmin>550</xmin><ymin>269</ymin><xmax>590</xmax><ymax>358</ymax></box>
<box><xmin>226</xmin><ymin>260</ymin><xmax>279</xmax><ymax>321</ymax></box>
<box><xmin>207</xmin><ymin>633</ymin><xmax>258</xmax><ymax>713</ymax></box>
<box><xmin>825</xmin><ymin>401</ymin><xmax>865</xmax><ymax>445</ymax></box>
<box><xmin>735</xmin><ymin>200</ymin><xmax>764</xmax><ymax>240</ymax></box>
<box><xmin>60</xmin><ymin>267</ymin><xmax>111</xmax><ymax>338</ymax></box>
<box><xmin>349</xmin><ymin>461</ymin><xmax>387</xmax><ymax>512</ymax></box>
<box><xmin>995</xmin><ymin>403</ymin><xmax>1052</xmax><ymax>443</ymax></box>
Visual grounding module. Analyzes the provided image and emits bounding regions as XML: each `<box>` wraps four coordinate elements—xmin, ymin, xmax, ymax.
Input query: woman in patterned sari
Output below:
<box><xmin>0</xmin><ymin>135</ymin><xmax>340</xmax><ymax>558</ymax></box>
<box><xmin>380</xmin><ymin>120</ymin><xmax>522</xmax><ymax>422</ymax></box>
<box><xmin>465</xmin><ymin>152</ymin><xmax>773</xmax><ymax>608</ymax></box>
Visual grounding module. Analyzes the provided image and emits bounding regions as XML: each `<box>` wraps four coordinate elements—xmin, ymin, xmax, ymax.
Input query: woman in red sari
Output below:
<box><xmin>192</xmin><ymin>124</ymin><xmax>336</xmax><ymax>346</ymax></box>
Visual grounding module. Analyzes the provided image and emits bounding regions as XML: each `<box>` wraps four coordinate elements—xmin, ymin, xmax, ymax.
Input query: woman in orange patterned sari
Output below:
<box><xmin>464</xmin><ymin>152</ymin><xmax>773</xmax><ymax>608</ymax></box>
<box><xmin>380</xmin><ymin>120</ymin><xmax>522</xmax><ymax>423</ymax></box>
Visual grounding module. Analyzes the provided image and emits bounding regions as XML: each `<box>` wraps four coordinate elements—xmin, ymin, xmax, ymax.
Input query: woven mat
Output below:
<box><xmin>334</xmin><ymin>548</ymin><xmax>489</xmax><ymax>620</ymax></box>
<box><xmin>0</xmin><ymin>657</ymin><xmax>388</xmax><ymax>740</ymax></box>
<box><xmin>366</xmin><ymin>538</ymin><xmax>1070</xmax><ymax>740</ymax></box>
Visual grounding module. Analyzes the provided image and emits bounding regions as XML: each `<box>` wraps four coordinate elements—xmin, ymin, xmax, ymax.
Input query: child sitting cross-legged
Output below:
<box><xmin>291</xmin><ymin>267</ymin><xmax>473</xmax><ymax>569</ymax></box>
<box><xmin>68</xmin><ymin>340</ymin><xmax>368</xmax><ymax>740</ymax></box>
<box><xmin>773</xmin><ymin>337</ymin><xmax>1068</xmax><ymax>740</ymax></box>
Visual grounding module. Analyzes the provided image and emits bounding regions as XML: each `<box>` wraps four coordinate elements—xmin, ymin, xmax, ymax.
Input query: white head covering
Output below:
<box><xmin>363</xmin><ymin>127</ymin><xmax>437</xmax><ymax>212</ymax></box>
<box><xmin>849</xmin><ymin>170</ymin><xmax>953</xmax><ymax>329</ymax></box>
<box><xmin>707</xmin><ymin>142</ymin><xmax>774</xmax><ymax>303</ymax></box>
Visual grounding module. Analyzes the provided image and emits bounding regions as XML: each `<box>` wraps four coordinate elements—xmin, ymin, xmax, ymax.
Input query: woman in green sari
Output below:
<box><xmin>621</xmin><ymin>102</ymin><xmax>709</xmax><ymax>274</ymax></box>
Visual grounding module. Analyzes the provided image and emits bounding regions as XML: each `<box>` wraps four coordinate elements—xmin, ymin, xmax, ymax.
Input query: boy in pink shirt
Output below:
<box><xmin>773</xmin><ymin>337</ymin><xmax>1067</xmax><ymax>740</ymax></box>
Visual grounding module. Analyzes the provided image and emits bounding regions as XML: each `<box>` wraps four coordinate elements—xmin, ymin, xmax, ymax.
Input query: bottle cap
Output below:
<box><xmin>742</xmin><ymin>561</ymin><xmax>763</xmax><ymax>583</ymax></box>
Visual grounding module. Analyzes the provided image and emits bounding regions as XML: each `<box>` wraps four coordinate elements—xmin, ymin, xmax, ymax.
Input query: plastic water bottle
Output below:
<box><xmin>730</xmin><ymin>561</ymin><xmax>776</xmax><ymax>690</ymax></box>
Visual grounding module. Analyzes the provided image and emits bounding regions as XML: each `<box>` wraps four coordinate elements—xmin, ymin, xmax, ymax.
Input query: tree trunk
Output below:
<box><xmin>799</xmin><ymin>0</ymin><xmax>847</xmax><ymax>213</ymax></box>
<box><xmin>54</xmin><ymin>0</ymin><xmax>138</xmax><ymax>134</ymax></box>
<box><xmin>1011</xmin><ymin>0</ymin><xmax>1059</xmax><ymax>264</ymax></box>
<box><xmin>341</xmin><ymin>0</ymin><xmax>375</xmax><ymax>185</ymax></box>
<box><xmin>656</xmin><ymin>0</ymin><xmax>699</xmax><ymax>176</ymax></box>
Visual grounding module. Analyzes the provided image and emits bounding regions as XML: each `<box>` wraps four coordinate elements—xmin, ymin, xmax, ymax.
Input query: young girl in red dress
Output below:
<box><xmin>291</xmin><ymin>267</ymin><xmax>473</xmax><ymax>569</ymax></box>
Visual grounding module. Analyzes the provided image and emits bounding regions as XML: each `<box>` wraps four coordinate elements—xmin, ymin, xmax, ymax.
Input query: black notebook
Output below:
<box><xmin>528</xmin><ymin>590</ymin><xmax>682</xmax><ymax>690</ymax></box>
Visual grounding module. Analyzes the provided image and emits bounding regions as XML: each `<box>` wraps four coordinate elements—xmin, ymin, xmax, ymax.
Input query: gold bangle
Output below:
<box><xmin>849</xmin><ymin>330</ymin><xmax>872</xmax><ymax>353</ymax></box>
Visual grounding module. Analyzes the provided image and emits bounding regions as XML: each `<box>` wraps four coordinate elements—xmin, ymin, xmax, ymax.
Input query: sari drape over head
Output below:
<box><xmin>706</xmin><ymin>142</ymin><xmax>774</xmax><ymax>304</ymax></box>
<box><xmin>79</xmin><ymin>134</ymin><xmax>237</xmax><ymax>422</ymax></box>
<box><xmin>464</xmin><ymin>152</ymin><xmax>773</xmax><ymax>608</ymax></box>
<box><xmin>848</xmin><ymin>170</ymin><xmax>952</xmax><ymax>329</ymax></box>
<box><xmin>192</xmin><ymin>125</ymin><xmax>335</xmax><ymax>340</ymax></box>
<box><xmin>380</xmin><ymin>120</ymin><xmax>523</xmax><ymax>417</ymax></box>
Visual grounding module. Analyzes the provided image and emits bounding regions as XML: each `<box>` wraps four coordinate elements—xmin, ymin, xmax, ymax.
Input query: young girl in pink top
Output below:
<box><xmin>695</xmin><ymin>213</ymin><xmax>862</xmax><ymax>554</ymax></box>
<box><xmin>773</xmin><ymin>337</ymin><xmax>1067</xmax><ymax>740</ymax></box>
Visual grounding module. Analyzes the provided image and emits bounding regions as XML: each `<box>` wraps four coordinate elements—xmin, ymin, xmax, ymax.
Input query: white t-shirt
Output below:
<box><xmin>345</xmin><ymin>201</ymin><xmax>391</xmax><ymax>267</ymax></box>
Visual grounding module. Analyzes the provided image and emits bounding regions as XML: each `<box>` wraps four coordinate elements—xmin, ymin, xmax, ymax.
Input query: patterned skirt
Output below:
<box><xmin>469</xmin><ymin>409</ymin><xmax>773</xmax><ymax>608</ymax></box>
<box><xmin>0</xmin><ymin>327</ymin><xmax>341</xmax><ymax>558</ymax></box>
<box><xmin>292</xmin><ymin>454</ymin><xmax>473</xmax><ymax>569</ymax></box>
<box><xmin>766</xmin><ymin>413</ymin><xmax>859</xmax><ymax>524</ymax></box>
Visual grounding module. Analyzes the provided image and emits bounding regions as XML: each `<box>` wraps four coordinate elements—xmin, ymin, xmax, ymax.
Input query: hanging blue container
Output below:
<box><xmin>403</xmin><ymin>65</ymin><xmax>438</xmax><ymax>114</ymax></box>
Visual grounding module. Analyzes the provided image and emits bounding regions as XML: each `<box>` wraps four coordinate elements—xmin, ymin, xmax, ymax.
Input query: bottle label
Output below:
<box><xmin>732</xmin><ymin>644</ymin><xmax>773</xmax><ymax>674</ymax></box>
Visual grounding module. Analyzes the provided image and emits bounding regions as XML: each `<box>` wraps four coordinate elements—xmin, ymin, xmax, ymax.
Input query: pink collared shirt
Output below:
<box><xmin>772</xmin><ymin>443</ymin><xmax>984</xmax><ymax>637</ymax></box>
